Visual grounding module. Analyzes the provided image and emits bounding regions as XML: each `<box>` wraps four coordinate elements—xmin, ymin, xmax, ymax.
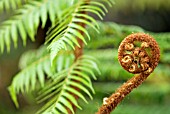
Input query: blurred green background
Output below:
<box><xmin>1</xmin><ymin>0</ymin><xmax>170</xmax><ymax>114</ymax></box>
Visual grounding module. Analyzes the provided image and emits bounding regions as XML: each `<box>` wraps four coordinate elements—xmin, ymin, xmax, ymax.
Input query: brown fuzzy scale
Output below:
<box><xmin>96</xmin><ymin>33</ymin><xmax>160</xmax><ymax>114</ymax></box>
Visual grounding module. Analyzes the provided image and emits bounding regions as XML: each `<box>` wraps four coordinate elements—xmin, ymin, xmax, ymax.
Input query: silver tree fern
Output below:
<box><xmin>0</xmin><ymin>0</ymin><xmax>113</xmax><ymax>113</ymax></box>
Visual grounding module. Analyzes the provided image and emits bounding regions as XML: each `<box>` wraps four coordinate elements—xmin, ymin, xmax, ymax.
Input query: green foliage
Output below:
<box><xmin>8</xmin><ymin>45</ymin><xmax>101</xmax><ymax>114</ymax></box>
<box><xmin>46</xmin><ymin>0</ymin><xmax>113</xmax><ymax>66</ymax></box>
<box><xmin>0</xmin><ymin>0</ymin><xmax>113</xmax><ymax>113</ymax></box>
<box><xmin>85</xmin><ymin>21</ymin><xmax>145</xmax><ymax>49</ymax></box>
<box><xmin>36</xmin><ymin>55</ymin><xmax>100</xmax><ymax>114</ymax></box>
<box><xmin>86</xmin><ymin>21</ymin><xmax>170</xmax><ymax>52</ymax></box>
<box><xmin>0</xmin><ymin>0</ymin><xmax>28</xmax><ymax>12</ymax></box>
<box><xmin>3</xmin><ymin>0</ymin><xmax>170</xmax><ymax>113</ymax></box>
<box><xmin>85</xmin><ymin>49</ymin><xmax>134</xmax><ymax>81</ymax></box>
<box><xmin>0</xmin><ymin>0</ymin><xmax>75</xmax><ymax>52</ymax></box>
<box><xmin>8</xmin><ymin>46</ymin><xmax>74</xmax><ymax>108</ymax></box>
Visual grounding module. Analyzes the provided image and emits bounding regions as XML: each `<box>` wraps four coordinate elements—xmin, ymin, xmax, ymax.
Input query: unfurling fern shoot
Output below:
<box><xmin>97</xmin><ymin>33</ymin><xmax>160</xmax><ymax>114</ymax></box>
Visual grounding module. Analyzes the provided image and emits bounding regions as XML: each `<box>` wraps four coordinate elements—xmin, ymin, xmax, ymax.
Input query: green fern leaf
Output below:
<box><xmin>57</xmin><ymin>96</ymin><xmax>75</xmax><ymax>114</ymax></box>
<box><xmin>68</xmin><ymin>81</ymin><xmax>93</xmax><ymax>99</ymax></box>
<box><xmin>40</xmin><ymin>3</ymin><xmax>47</xmax><ymax>28</ymax></box>
<box><xmin>36</xmin><ymin>55</ymin><xmax>100</xmax><ymax>114</ymax></box>
<box><xmin>8</xmin><ymin>86</ymin><xmax>19</xmax><ymax>108</ymax></box>
<box><xmin>0</xmin><ymin>0</ymin><xmax>31</xmax><ymax>12</ymax></box>
<box><xmin>11</xmin><ymin>23</ymin><xmax>18</xmax><ymax>48</ymax></box>
<box><xmin>68</xmin><ymin>23</ymin><xmax>91</xmax><ymax>40</ymax></box>
<box><xmin>0</xmin><ymin>0</ymin><xmax>74</xmax><ymax>52</ymax></box>
<box><xmin>47</xmin><ymin>0</ymin><xmax>112</xmax><ymax>66</ymax></box>
<box><xmin>8</xmin><ymin>46</ymin><xmax>74</xmax><ymax>107</ymax></box>
<box><xmin>69</xmin><ymin>75</ymin><xmax>95</xmax><ymax>93</ymax></box>
<box><xmin>65</xmin><ymin>86</ymin><xmax>88</xmax><ymax>103</ymax></box>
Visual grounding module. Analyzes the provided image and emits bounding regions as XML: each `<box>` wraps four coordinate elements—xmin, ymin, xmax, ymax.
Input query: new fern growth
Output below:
<box><xmin>97</xmin><ymin>33</ymin><xmax>160</xmax><ymax>114</ymax></box>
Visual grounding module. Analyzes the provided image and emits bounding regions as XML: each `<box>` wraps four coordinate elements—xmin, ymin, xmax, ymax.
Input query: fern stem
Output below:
<box><xmin>96</xmin><ymin>73</ymin><xmax>149</xmax><ymax>114</ymax></box>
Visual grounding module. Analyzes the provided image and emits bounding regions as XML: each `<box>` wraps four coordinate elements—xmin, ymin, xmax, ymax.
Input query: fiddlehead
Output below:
<box><xmin>96</xmin><ymin>33</ymin><xmax>160</xmax><ymax>114</ymax></box>
<box><xmin>118</xmin><ymin>33</ymin><xmax>160</xmax><ymax>74</ymax></box>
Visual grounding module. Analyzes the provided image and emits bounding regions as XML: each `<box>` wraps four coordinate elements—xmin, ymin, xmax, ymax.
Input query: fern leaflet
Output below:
<box><xmin>36</xmin><ymin>55</ymin><xmax>100</xmax><ymax>114</ymax></box>
<box><xmin>46</xmin><ymin>0</ymin><xmax>113</xmax><ymax>66</ymax></box>
<box><xmin>8</xmin><ymin>46</ymin><xmax>74</xmax><ymax>108</ymax></box>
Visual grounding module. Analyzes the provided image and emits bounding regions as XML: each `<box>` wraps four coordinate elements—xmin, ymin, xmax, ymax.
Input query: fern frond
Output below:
<box><xmin>8</xmin><ymin>46</ymin><xmax>74</xmax><ymax>108</ymax></box>
<box><xmin>36</xmin><ymin>55</ymin><xmax>100</xmax><ymax>114</ymax></box>
<box><xmin>0</xmin><ymin>0</ymin><xmax>28</xmax><ymax>12</ymax></box>
<box><xmin>0</xmin><ymin>0</ymin><xmax>71</xmax><ymax>53</ymax></box>
<box><xmin>47</xmin><ymin>0</ymin><xmax>113</xmax><ymax>66</ymax></box>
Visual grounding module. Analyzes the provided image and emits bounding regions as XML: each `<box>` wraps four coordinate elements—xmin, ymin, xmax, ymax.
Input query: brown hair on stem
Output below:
<box><xmin>96</xmin><ymin>33</ymin><xmax>160</xmax><ymax>114</ymax></box>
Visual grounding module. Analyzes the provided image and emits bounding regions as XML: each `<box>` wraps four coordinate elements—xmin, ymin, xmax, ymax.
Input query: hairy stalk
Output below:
<box><xmin>96</xmin><ymin>33</ymin><xmax>160</xmax><ymax>114</ymax></box>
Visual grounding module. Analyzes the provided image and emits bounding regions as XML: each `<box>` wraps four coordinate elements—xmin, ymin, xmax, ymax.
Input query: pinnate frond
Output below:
<box><xmin>8</xmin><ymin>46</ymin><xmax>74</xmax><ymax>108</ymax></box>
<box><xmin>0</xmin><ymin>0</ymin><xmax>71</xmax><ymax>53</ymax></box>
<box><xmin>46</xmin><ymin>0</ymin><xmax>113</xmax><ymax>66</ymax></box>
<box><xmin>36</xmin><ymin>55</ymin><xmax>100</xmax><ymax>114</ymax></box>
